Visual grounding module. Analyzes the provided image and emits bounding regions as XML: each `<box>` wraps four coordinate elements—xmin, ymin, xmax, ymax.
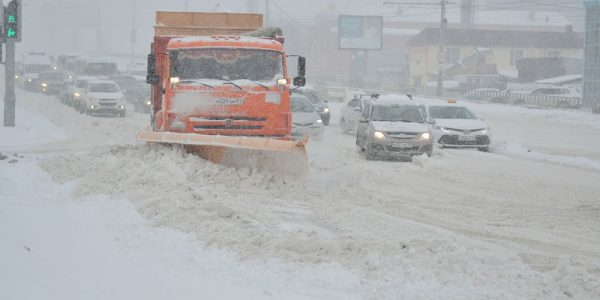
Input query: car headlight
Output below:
<box><xmin>146</xmin><ymin>100</ymin><xmax>151</xmax><ymax>106</ymax></box>
<box><xmin>119</xmin><ymin>105</ymin><xmax>125</xmax><ymax>110</ymax></box>
<box><xmin>15</xmin><ymin>75</ymin><xmax>19</xmax><ymax>79</ymax></box>
<box><xmin>74</xmin><ymin>92</ymin><xmax>80</xmax><ymax>98</ymax></box>
<box><xmin>323</xmin><ymin>107</ymin><xmax>330</xmax><ymax>113</ymax></box>
<box><xmin>90</xmin><ymin>104</ymin><xmax>95</xmax><ymax>109</ymax></box>
<box><xmin>419</xmin><ymin>132</ymin><xmax>432</xmax><ymax>141</ymax></box>
<box><xmin>316</xmin><ymin>119</ymin><xmax>323</xmax><ymax>124</ymax></box>
<box><xmin>481</xmin><ymin>127</ymin><xmax>490</xmax><ymax>134</ymax></box>
<box><xmin>373</xmin><ymin>131</ymin><xmax>385</xmax><ymax>140</ymax></box>
<box><xmin>41</xmin><ymin>83</ymin><xmax>48</xmax><ymax>88</ymax></box>
<box><xmin>28</xmin><ymin>78</ymin><xmax>32</xmax><ymax>82</ymax></box>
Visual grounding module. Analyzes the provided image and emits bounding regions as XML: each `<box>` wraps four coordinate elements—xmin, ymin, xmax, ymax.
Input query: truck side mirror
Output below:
<box><xmin>146</xmin><ymin>54</ymin><xmax>158</xmax><ymax>85</ymax></box>
<box><xmin>293</xmin><ymin>76</ymin><xmax>306</xmax><ymax>87</ymax></box>
<box><xmin>297</xmin><ymin>56</ymin><xmax>306</xmax><ymax>77</ymax></box>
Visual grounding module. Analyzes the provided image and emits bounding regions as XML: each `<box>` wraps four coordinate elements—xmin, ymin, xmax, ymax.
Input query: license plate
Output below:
<box><xmin>458</xmin><ymin>135</ymin><xmax>476</xmax><ymax>141</ymax></box>
<box><xmin>393</xmin><ymin>142</ymin><xmax>413</xmax><ymax>148</ymax></box>
<box><xmin>215</xmin><ymin>98</ymin><xmax>243</xmax><ymax>105</ymax></box>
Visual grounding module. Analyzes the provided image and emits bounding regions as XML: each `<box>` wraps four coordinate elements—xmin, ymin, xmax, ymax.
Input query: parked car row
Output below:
<box><xmin>340</xmin><ymin>93</ymin><xmax>492</xmax><ymax>160</ymax></box>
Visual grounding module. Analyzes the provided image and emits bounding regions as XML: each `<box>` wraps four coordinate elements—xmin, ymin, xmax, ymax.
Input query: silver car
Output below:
<box><xmin>356</xmin><ymin>95</ymin><xmax>433</xmax><ymax>160</ymax></box>
<box><xmin>291</xmin><ymin>94</ymin><xmax>324</xmax><ymax>141</ymax></box>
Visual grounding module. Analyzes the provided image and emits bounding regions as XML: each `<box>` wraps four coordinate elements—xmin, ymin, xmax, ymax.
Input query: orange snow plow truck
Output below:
<box><xmin>140</xmin><ymin>12</ymin><xmax>308</xmax><ymax>175</ymax></box>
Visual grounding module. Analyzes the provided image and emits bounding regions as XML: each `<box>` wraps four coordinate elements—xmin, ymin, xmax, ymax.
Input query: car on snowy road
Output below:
<box><xmin>291</xmin><ymin>94</ymin><xmax>324</xmax><ymax>141</ymax></box>
<box><xmin>356</xmin><ymin>94</ymin><xmax>433</xmax><ymax>160</ymax></box>
<box><xmin>426</xmin><ymin>102</ymin><xmax>491</xmax><ymax>152</ymax></box>
<box><xmin>340</xmin><ymin>93</ymin><xmax>372</xmax><ymax>134</ymax></box>
<box><xmin>78</xmin><ymin>80</ymin><xmax>127</xmax><ymax>117</ymax></box>
<box><xmin>292</xmin><ymin>87</ymin><xmax>331</xmax><ymax>125</ymax></box>
<box><xmin>37</xmin><ymin>71</ymin><xmax>69</xmax><ymax>95</ymax></box>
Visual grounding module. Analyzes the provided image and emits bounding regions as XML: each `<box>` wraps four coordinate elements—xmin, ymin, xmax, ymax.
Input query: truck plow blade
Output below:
<box><xmin>138</xmin><ymin>130</ymin><xmax>308</xmax><ymax>177</ymax></box>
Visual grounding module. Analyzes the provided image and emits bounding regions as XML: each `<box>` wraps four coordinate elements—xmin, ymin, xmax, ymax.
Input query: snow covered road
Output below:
<box><xmin>2</xmin><ymin>87</ymin><xmax>600</xmax><ymax>299</ymax></box>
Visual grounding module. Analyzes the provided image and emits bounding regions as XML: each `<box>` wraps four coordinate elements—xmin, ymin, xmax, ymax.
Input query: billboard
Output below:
<box><xmin>338</xmin><ymin>15</ymin><xmax>383</xmax><ymax>50</ymax></box>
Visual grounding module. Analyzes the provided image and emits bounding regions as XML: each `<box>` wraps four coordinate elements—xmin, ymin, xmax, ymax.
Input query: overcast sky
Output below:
<box><xmin>11</xmin><ymin>0</ymin><xmax>585</xmax><ymax>58</ymax></box>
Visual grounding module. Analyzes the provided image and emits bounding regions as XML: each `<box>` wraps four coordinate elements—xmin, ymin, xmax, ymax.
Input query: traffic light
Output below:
<box><xmin>3</xmin><ymin>0</ymin><xmax>21</xmax><ymax>42</ymax></box>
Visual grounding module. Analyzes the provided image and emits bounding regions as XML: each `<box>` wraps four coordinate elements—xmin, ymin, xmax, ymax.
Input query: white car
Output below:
<box><xmin>291</xmin><ymin>94</ymin><xmax>324</xmax><ymax>141</ymax></box>
<box><xmin>79</xmin><ymin>80</ymin><xmax>127</xmax><ymax>117</ymax></box>
<box><xmin>426</xmin><ymin>103</ymin><xmax>491</xmax><ymax>152</ymax></box>
<box><xmin>339</xmin><ymin>94</ymin><xmax>371</xmax><ymax>134</ymax></box>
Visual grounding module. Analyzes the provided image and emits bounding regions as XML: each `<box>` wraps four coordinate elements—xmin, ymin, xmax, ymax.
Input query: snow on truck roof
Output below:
<box><xmin>168</xmin><ymin>36</ymin><xmax>283</xmax><ymax>51</ymax></box>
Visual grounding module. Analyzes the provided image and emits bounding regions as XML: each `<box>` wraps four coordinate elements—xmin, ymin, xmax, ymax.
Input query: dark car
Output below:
<box><xmin>292</xmin><ymin>86</ymin><xmax>331</xmax><ymax>126</ymax></box>
<box><xmin>37</xmin><ymin>71</ymin><xmax>68</xmax><ymax>95</ymax></box>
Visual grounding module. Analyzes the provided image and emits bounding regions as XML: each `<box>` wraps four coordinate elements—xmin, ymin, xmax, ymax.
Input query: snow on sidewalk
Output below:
<box><xmin>0</xmin><ymin>105</ymin><xmax>67</xmax><ymax>151</ymax></box>
<box><xmin>0</xmin><ymin>158</ymin><xmax>360</xmax><ymax>300</ymax></box>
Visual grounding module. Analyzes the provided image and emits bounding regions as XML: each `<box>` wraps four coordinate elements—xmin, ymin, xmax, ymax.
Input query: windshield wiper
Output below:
<box><xmin>180</xmin><ymin>79</ymin><xmax>215</xmax><ymax>89</ymax></box>
<box><xmin>244</xmin><ymin>79</ymin><xmax>269</xmax><ymax>91</ymax></box>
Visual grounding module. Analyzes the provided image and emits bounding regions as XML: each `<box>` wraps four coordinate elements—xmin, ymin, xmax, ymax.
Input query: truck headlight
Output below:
<box><xmin>373</xmin><ymin>131</ymin><xmax>385</xmax><ymax>140</ymax></box>
<box><xmin>277</xmin><ymin>78</ymin><xmax>288</xmax><ymax>85</ymax></box>
<box><xmin>419</xmin><ymin>132</ymin><xmax>432</xmax><ymax>141</ymax></box>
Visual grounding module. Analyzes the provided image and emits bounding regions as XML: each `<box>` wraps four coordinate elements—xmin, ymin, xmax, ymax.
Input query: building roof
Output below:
<box><xmin>407</xmin><ymin>28</ymin><xmax>583</xmax><ymax>49</ymax></box>
<box><xmin>348</xmin><ymin>5</ymin><xmax>572</xmax><ymax>31</ymax></box>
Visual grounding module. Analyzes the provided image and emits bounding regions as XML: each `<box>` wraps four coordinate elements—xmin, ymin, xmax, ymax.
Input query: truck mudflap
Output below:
<box><xmin>137</xmin><ymin>129</ymin><xmax>308</xmax><ymax>177</ymax></box>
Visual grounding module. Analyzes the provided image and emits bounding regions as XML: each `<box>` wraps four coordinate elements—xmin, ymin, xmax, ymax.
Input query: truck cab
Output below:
<box><xmin>149</xmin><ymin>35</ymin><xmax>305</xmax><ymax>138</ymax></box>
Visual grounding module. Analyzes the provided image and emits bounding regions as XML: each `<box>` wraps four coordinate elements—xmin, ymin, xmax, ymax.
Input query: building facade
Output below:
<box><xmin>407</xmin><ymin>28</ymin><xmax>583</xmax><ymax>86</ymax></box>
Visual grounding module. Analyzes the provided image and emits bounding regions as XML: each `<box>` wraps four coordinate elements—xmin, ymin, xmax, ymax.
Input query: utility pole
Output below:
<box><xmin>130</xmin><ymin>0</ymin><xmax>137</xmax><ymax>66</ymax></box>
<box><xmin>184</xmin><ymin>0</ymin><xmax>189</xmax><ymax>12</ymax></box>
<box><xmin>436</xmin><ymin>0</ymin><xmax>447</xmax><ymax>97</ymax></box>
<box><xmin>3</xmin><ymin>0</ymin><xmax>22</xmax><ymax>127</ymax></box>
<box><xmin>265</xmin><ymin>0</ymin><xmax>269</xmax><ymax>27</ymax></box>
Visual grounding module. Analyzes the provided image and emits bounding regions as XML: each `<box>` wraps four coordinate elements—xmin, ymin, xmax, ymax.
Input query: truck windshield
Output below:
<box><xmin>173</xmin><ymin>48</ymin><xmax>284</xmax><ymax>83</ymax></box>
<box><xmin>371</xmin><ymin>105</ymin><xmax>425</xmax><ymax>123</ymax></box>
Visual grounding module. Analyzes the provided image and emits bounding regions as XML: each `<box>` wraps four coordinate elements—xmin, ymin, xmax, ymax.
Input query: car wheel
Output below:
<box><xmin>120</xmin><ymin>111</ymin><xmax>127</xmax><ymax>118</ymax></box>
<box><xmin>426</xmin><ymin>149</ymin><xmax>433</xmax><ymax>157</ymax></box>
<box><xmin>513</xmin><ymin>99</ymin><xmax>525</xmax><ymax>105</ymax></box>
<box><xmin>341</xmin><ymin>119</ymin><xmax>349</xmax><ymax>134</ymax></box>
<box><xmin>365</xmin><ymin>141</ymin><xmax>376</xmax><ymax>160</ymax></box>
<box><xmin>323</xmin><ymin>118</ymin><xmax>330</xmax><ymax>126</ymax></box>
<box><xmin>478</xmin><ymin>147</ymin><xmax>489</xmax><ymax>152</ymax></box>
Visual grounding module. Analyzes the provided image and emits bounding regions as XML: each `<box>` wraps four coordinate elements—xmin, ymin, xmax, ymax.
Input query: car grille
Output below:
<box><xmin>99</xmin><ymin>99</ymin><xmax>117</xmax><ymax>107</ymax></box>
<box><xmin>445</xmin><ymin>128</ymin><xmax>486</xmax><ymax>134</ymax></box>
<box><xmin>385</xmin><ymin>132</ymin><xmax>419</xmax><ymax>140</ymax></box>
<box><xmin>439</xmin><ymin>135</ymin><xmax>490</xmax><ymax>145</ymax></box>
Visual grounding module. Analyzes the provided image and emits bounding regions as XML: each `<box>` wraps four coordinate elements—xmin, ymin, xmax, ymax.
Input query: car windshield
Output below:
<box><xmin>172</xmin><ymin>48</ymin><xmax>284</xmax><ymax>82</ymax></box>
<box><xmin>75</xmin><ymin>80</ymin><xmax>87</xmax><ymax>88</ymax></box>
<box><xmin>23</xmin><ymin>64</ymin><xmax>52</xmax><ymax>74</ymax></box>
<box><xmin>89</xmin><ymin>82</ymin><xmax>120</xmax><ymax>93</ymax></box>
<box><xmin>85</xmin><ymin>63</ymin><xmax>118</xmax><ymax>76</ymax></box>
<box><xmin>299</xmin><ymin>89</ymin><xmax>324</xmax><ymax>104</ymax></box>
<box><xmin>39</xmin><ymin>72</ymin><xmax>66</xmax><ymax>81</ymax></box>
<box><xmin>111</xmin><ymin>77</ymin><xmax>138</xmax><ymax>88</ymax></box>
<box><xmin>371</xmin><ymin>105</ymin><xmax>425</xmax><ymax>123</ymax></box>
<box><xmin>290</xmin><ymin>96</ymin><xmax>315</xmax><ymax>113</ymax></box>
<box><xmin>429</xmin><ymin>106</ymin><xmax>478</xmax><ymax>119</ymax></box>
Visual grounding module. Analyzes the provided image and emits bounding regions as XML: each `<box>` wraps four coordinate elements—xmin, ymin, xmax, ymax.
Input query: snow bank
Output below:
<box><xmin>0</xmin><ymin>106</ymin><xmax>67</xmax><ymax>151</ymax></box>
